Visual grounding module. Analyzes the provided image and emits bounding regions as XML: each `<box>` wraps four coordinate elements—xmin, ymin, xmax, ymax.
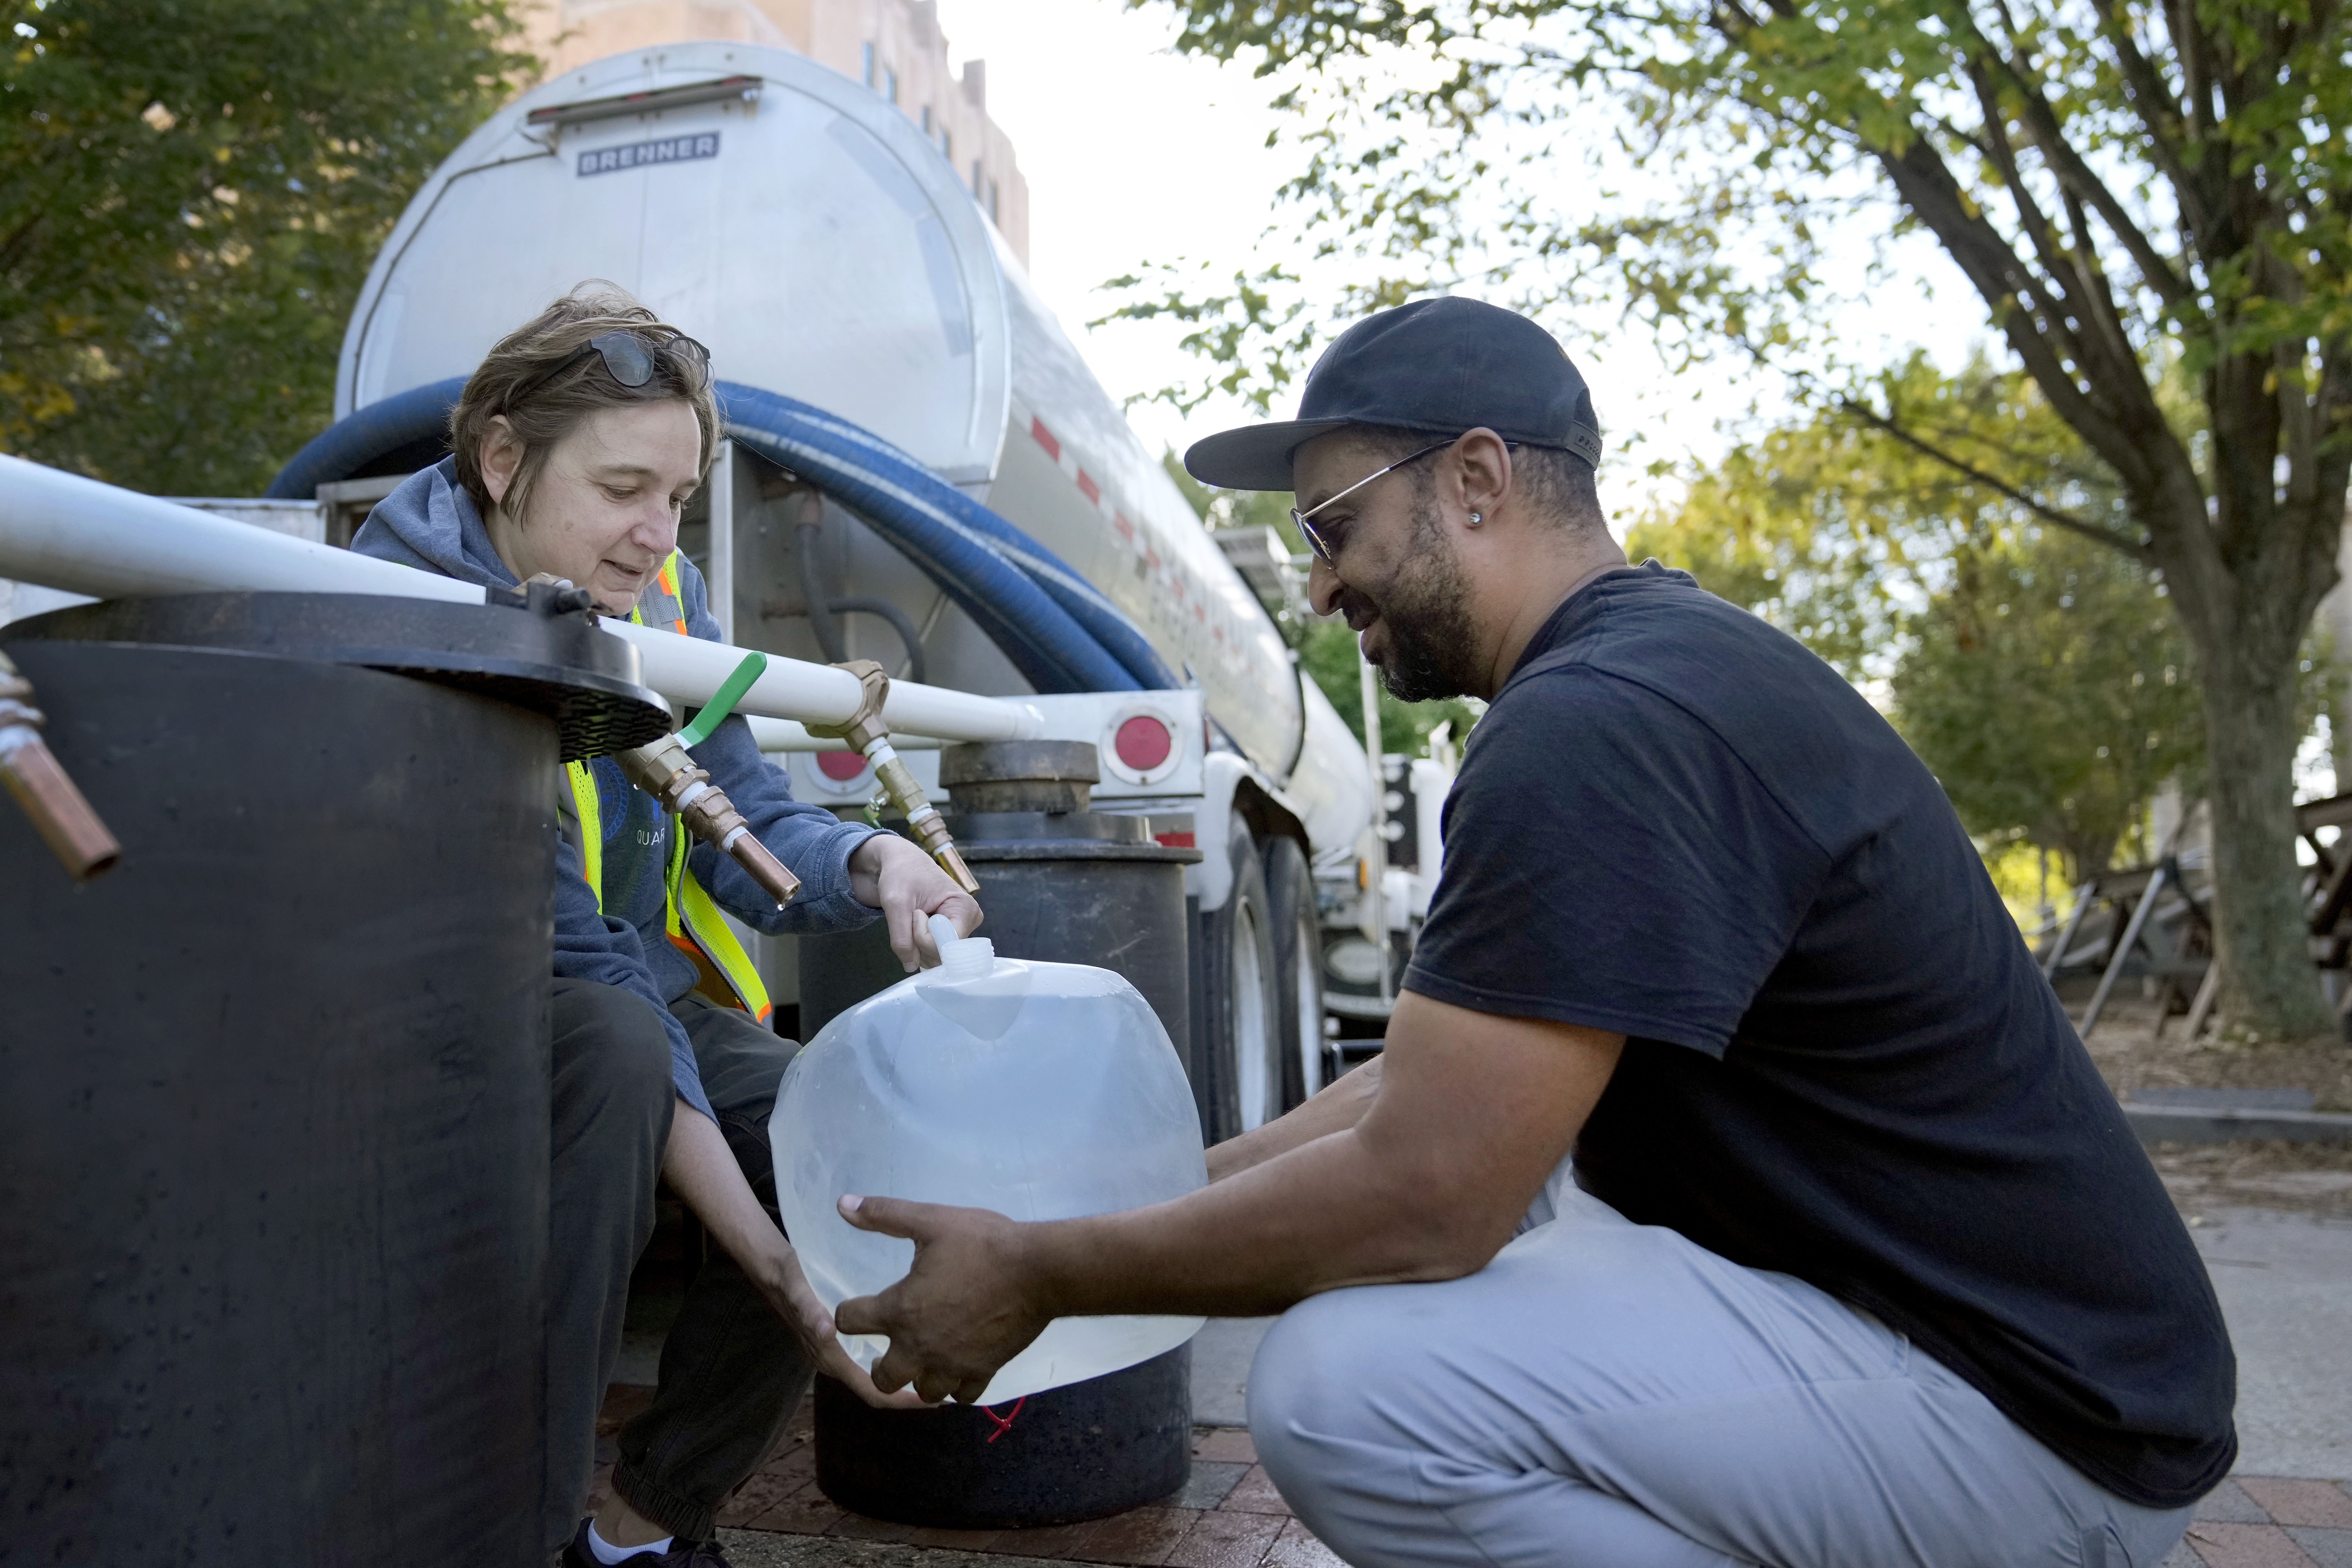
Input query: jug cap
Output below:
<box><xmin>928</xmin><ymin>913</ymin><xmax>995</xmax><ymax>977</ymax></box>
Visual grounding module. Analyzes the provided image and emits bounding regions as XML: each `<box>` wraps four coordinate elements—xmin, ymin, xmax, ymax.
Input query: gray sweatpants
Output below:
<box><xmin>1247</xmin><ymin>1172</ymin><xmax>2199</xmax><ymax>1568</ymax></box>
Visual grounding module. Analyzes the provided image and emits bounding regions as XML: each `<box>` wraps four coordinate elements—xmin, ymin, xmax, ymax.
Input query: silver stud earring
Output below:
<box><xmin>1468</xmin><ymin>511</ymin><xmax>1484</xmax><ymax>525</ymax></box>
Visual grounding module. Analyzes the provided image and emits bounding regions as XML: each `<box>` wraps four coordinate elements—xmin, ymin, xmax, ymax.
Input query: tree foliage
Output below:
<box><xmin>1891</xmin><ymin>529</ymin><xmax>2202</xmax><ymax>880</ymax></box>
<box><xmin>1631</xmin><ymin>360</ymin><xmax>2201</xmax><ymax>879</ymax></box>
<box><xmin>1123</xmin><ymin>0</ymin><xmax>2352</xmax><ymax>1032</ymax></box>
<box><xmin>1627</xmin><ymin>354</ymin><xmax>2139</xmax><ymax>678</ymax></box>
<box><xmin>0</xmin><ymin>0</ymin><xmax>528</xmax><ymax>495</ymax></box>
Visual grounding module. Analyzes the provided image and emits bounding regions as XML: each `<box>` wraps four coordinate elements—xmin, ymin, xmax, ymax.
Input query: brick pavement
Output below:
<box><xmin>2162</xmin><ymin>1478</ymin><xmax>2352</xmax><ymax>1568</ymax></box>
<box><xmin>593</xmin><ymin>1386</ymin><xmax>2352</xmax><ymax>1568</ymax></box>
<box><xmin>591</xmin><ymin>1389</ymin><xmax>1341</xmax><ymax>1568</ymax></box>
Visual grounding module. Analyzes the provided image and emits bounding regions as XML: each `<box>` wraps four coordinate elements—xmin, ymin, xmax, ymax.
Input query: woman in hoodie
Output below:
<box><xmin>354</xmin><ymin>284</ymin><xmax>976</xmax><ymax>1568</ymax></box>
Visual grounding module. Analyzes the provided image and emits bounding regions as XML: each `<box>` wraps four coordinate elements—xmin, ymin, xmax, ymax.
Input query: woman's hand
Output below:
<box><xmin>736</xmin><ymin>1224</ymin><xmax>931</xmax><ymax>1409</ymax></box>
<box><xmin>662</xmin><ymin>1099</ymin><xmax>926</xmax><ymax>1409</ymax></box>
<box><xmin>849</xmin><ymin>832</ymin><xmax>982</xmax><ymax>970</ymax></box>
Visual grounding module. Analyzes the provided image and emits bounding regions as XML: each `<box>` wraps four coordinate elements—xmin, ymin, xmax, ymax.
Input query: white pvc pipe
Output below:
<box><xmin>602</xmin><ymin>620</ymin><xmax>1034</xmax><ymax>741</ymax></box>
<box><xmin>744</xmin><ymin>717</ymin><xmax>943</xmax><ymax>752</ymax></box>
<box><xmin>0</xmin><ymin>454</ymin><xmax>484</xmax><ymax>607</ymax></box>
<box><xmin>0</xmin><ymin>454</ymin><xmax>1042</xmax><ymax>743</ymax></box>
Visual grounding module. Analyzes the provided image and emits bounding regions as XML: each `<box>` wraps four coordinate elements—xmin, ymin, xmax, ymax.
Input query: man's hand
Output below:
<box><xmin>849</xmin><ymin>832</ymin><xmax>982</xmax><ymax>971</ymax></box>
<box><xmin>816</xmin><ymin>998</ymin><xmax>1622</xmax><ymax>1353</ymax></box>
<box><xmin>832</xmin><ymin>1195</ymin><xmax>1051</xmax><ymax>1404</ymax></box>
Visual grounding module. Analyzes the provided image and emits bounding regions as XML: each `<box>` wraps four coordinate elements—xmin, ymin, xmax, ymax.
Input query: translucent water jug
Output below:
<box><xmin>771</xmin><ymin>916</ymin><xmax>1209</xmax><ymax>1404</ymax></box>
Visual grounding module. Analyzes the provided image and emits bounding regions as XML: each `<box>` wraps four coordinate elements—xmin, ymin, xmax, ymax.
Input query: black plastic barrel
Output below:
<box><xmin>0</xmin><ymin>592</ymin><xmax>665</xmax><ymax>1565</ymax></box>
<box><xmin>796</xmin><ymin>747</ymin><xmax>1202</xmax><ymax>1529</ymax></box>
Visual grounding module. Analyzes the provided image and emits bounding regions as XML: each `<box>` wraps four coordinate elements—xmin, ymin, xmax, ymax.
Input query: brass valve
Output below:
<box><xmin>617</xmin><ymin>732</ymin><xmax>801</xmax><ymax>908</ymax></box>
<box><xmin>804</xmin><ymin>659</ymin><xmax>980</xmax><ymax>896</ymax></box>
<box><xmin>0</xmin><ymin>650</ymin><xmax>121</xmax><ymax>882</ymax></box>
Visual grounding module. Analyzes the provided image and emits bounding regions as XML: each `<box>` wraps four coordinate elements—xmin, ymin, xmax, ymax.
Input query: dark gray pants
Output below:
<box><xmin>544</xmin><ymin>980</ymin><xmax>812</xmax><ymax>1552</ymax></box>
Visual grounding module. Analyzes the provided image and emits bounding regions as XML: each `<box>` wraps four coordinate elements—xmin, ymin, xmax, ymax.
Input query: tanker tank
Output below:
<box><xmin>328</xmin><ymin>41</ymin><xmax>1360</xmax><ymax>814</ymax></box>
<box><xmin>277</xmin><ymin>39</ymin><xmax>1396</xmax><ymax>1136</ymax></box>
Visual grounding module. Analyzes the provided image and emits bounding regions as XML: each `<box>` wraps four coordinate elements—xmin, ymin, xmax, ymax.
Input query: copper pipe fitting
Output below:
<box><xmin>0</xmin><ymin>652</ymin><xmax>121</xmax><ymax>882</ymax></box>
<box><xmin>804</xmin><ymin>660</ymin><xmax>982</xmax><ymax>897</ymax></box>
<box><xmin>616</xmin><ymin>733</ymin><xmax>802</xmax><ymax>908</ymax></box>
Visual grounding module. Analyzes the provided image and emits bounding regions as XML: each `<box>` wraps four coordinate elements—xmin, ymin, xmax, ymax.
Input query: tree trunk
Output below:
<box><xmin>2196</xmin><ymin>617</ymin><xmax>2334</xmax><ymax>1038</ymax></box>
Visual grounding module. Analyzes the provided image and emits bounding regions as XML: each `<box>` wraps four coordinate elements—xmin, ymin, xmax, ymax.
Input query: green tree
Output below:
<box><xmin>1632</xmin><ymin>362</ymin><xmax>2202</xmax><ymax>877</ymax></box>
<box><xmin>1</xmin><ymin>0</ymin><xmax>528</xmax><ymax>495</ymax></box>
<box><xmin>1892</xmin><ymin>530</ymin><xmax>2202</xmax><ymax>881</ymax></box>
<box><xmin>1121</xmin><ymin>0</ymin><xmax>2352</xmax><ymax>1035</ymax></box>
<box><xmin>1164</xmin><ymin>451</ymin><xmax>1481</xmax><ymax>756</ymax></box>
<box><xmin>1627</xmin><ymin>355</ymin><xmax>2125</xmax><ymax>680</ymax></box>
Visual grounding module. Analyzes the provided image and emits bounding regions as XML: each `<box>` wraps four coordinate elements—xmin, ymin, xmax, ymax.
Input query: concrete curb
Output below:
<box><xmin>2123</xmin><ymin>1103</ymin><xmax>2352</xmax><ymax>1146</ymax></box>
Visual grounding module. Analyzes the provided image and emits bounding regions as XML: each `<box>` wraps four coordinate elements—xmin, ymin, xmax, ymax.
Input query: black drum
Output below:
<box><xmin>795</xmin><ymin>763</ymin><xmax>1203</xmax><ymax>1529</ymax></box>
<box><xmin>0</xmin><ymin>591</ymin><xmax>665</xmax><ymax>1565</ymax></box>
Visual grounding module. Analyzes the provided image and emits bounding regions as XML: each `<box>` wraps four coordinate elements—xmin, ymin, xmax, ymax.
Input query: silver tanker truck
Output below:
<box><xmin>256</xmin><ymin>42</ymin><xmax>1445</xmax><ymax>1138</ymax></box>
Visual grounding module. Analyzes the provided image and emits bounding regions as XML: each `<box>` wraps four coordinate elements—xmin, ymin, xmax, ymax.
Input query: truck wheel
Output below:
<box><xmin>1264</xmin><ymin>835</ymin><xmax>1327</xmax><ymax>1113</ymax></box>
<box><xmin>1200</xmin><ymin>815</ymin><xmax>1281</xmax><ymax>1142</ymax></box>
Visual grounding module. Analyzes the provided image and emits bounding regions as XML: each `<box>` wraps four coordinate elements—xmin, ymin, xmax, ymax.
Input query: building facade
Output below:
<box><xmin>517</xmin><ymin>0</ymin><xmax>1031</xmax><ymax>264</ymax></box>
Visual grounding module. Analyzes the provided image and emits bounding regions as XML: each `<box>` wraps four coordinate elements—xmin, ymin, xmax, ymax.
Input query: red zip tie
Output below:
<box><xmin>980</xmin><ymin>1396</ymin><xmax>1025</xmax><ymax>1444</ymax></box>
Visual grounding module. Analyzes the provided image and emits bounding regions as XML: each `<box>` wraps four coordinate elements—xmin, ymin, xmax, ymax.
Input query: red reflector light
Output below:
<box><xmin>1154</xmin><ymin>832</ymin><xmax>1197</xmax><ymax>848</ymax></box>
<box><xmin>1114</xmin><ymin>715</ymin><xmax>1173</xmax><ymax>772</ymax></box>
<box><xmin>816</xmin><ymin>750</ymin><xmax>869</xmax><ymax>781</ymax></box>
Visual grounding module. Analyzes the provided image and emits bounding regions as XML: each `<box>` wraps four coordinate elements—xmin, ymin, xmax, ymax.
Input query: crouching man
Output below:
<box><xmin>825</xmin><ymin>298</ymin><xmax>2234</xmax><ymax>1568</ymax></box>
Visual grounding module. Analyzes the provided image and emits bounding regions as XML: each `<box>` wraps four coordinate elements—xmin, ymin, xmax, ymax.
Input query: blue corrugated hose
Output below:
<box><xmin>264</xmin><ymin>379</ymin><xmax>468</xmax><ymax>503</ymax></box>
<box><xmin>735</xmin><ymin>386</ymin><xmax>1181</xmax><ymax>691</ymax></box>
<box><xmin>263</xmin><ymin>381</ymin><xmax>1176</xmax><ymax>695</ymax></box>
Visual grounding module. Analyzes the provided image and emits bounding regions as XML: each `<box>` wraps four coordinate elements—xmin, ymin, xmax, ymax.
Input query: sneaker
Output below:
<box><xmin>560</xmin><ymin>1519</ymin><xmax>733</xmax><ymax>1567</ymax></box>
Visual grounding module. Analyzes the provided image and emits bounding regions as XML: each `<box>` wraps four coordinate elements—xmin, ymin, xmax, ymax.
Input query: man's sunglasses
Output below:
<box><xmin>1290</xmin><ymin>439</ymin><xmax>1453</xmax><ymax>565</ymax></box>
<box><xmin>510</xmin><ymin>329</ymin><xmax>711</xmax><ymax>409</ymax></box>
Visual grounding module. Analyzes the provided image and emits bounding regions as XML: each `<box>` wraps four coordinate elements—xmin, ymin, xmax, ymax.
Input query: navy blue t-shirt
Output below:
<box><xmin>1404</xmin><ymin>562</ymin><xmax>2235</xmax><ymax>1508</ymax></box>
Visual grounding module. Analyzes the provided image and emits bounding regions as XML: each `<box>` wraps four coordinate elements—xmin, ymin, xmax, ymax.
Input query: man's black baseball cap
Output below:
<box><xmin>1182</xmin><ymin>297</ymin><xmax>1602</xmax><ymax>492</ymax></box>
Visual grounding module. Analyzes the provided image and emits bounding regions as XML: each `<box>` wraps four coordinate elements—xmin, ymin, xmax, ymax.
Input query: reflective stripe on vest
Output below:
<box><xmin>663</xmin><ymin>816</ymin><xmax>773</xmax><ymax>1024</ymax></box>
<box><xmin>565</xmin><ymin>760</ymin><xmax>603</xmax><ymax>906</ymax></box>
<box><xmin>561</xmin><ymin>548</ymin><xmax>772</xmax><ymax>1022</ymax></box>
<box><xmin>636</xmin><ymin>553</ymin><xmax>689</xmax><ymax>636</ymax></box>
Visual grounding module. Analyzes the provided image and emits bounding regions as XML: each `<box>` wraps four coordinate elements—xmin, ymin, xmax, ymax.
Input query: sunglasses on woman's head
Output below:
<box><xmin>511</xmin><ymin>329</ymin><xmax>711</xmax><ymax>408</ymax></box>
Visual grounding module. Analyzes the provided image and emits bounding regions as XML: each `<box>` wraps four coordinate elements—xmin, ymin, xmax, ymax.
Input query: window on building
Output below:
<box><xmin>861</xmin><ymin>42</ymin><xmax>875</xmax><ymax>88</ymax></box>
<box><xmin>883</xmin><ymin>66</ymin><xmax>898</xmax><ymax>104</ymax></box>
<box><xmin>971</xmin><ymin>158</ymin><xmax>983</xmax><ymax>193</ymax></box>
<box><xmin>986</xmin><ymin>178</ymin><xmax>1000</xmax><ymax>224</ymax></box>
<box><xmin>940</xmin><ymin>127</ymin><xmax>953</xmax><ymax>161</ymax></box>
<box><xmin>920</xmin><ymin>104</ymin><xmax>932</xmax><ymax>134</ymax></box>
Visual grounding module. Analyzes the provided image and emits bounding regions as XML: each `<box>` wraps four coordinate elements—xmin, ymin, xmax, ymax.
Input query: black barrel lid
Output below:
<box><xmin>4</xmin><ymin>591</ymin><xmax>671</xmax><ymax>762</ymax></box>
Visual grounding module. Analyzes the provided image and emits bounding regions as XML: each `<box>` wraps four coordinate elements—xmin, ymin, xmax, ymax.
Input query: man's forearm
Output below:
<box><xmin>1027</xmin><ymin>1117</ymin><xmax>1491</xmax><ymax>1321</ymax></box>
<box><xmin>833</xmin><ymin>1000</ymin><xmax>1621</xmax><ymax>1402</ymax></box>
<box><xmin>1205</xmin><ymin>1055</ymin><xmax>1384</xmax><ymax>1183</ymax></box>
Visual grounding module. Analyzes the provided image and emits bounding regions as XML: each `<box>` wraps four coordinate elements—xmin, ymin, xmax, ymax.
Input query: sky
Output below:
<box><xmin>931</xmin><ymin>0</ymin><xmax>1989</xmax><ymax>527</ymax></box>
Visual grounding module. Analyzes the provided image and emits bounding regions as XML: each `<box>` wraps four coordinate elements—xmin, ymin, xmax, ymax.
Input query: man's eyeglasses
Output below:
<box><xmin>511</xmin><ymin>329</ymin><xmax>711</xmax><ymax>409</ymax></box>
<box><xmin>1291</xmin><ymin>439</ymin><xmax>1453</xmax><ymax>565</ymax></box>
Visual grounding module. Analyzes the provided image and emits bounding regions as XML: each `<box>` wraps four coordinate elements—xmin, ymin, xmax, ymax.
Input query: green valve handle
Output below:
<box><xmin>677</xmin><ymin>651</ymin><xmax>768</xmax><ymax>750</ymax></box>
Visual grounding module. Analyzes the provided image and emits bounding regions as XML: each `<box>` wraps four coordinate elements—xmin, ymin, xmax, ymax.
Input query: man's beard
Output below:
<box><xmin>1354</xmin><ymin>499</ymin><xmax>1482</xmax><ymax>703</ymax></box>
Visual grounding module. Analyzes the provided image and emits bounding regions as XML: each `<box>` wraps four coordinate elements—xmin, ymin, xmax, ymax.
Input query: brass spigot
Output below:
<box><xmin>805</xmin><ymin>659</ymin><xmax>980</xmax><ymax>896</ymax></box>
<box><xmin>0</xmin><ymin>650</ymin><xmax>121</xmax><ymax>881</ymax></box>
<box><xmin>617</xmin><ymin>733</ymin><xmax>801</xmax><ymax>908</ymax></box>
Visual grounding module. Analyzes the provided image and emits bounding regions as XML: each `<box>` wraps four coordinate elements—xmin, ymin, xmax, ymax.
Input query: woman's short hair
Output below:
<box><xmin>447</xmin><ymin>281</ymin><xmax>720</xmax><ymax>522</ymax></box>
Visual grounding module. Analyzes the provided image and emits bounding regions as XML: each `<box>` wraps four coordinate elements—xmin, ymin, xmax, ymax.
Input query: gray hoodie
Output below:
<box><xmin>354</xmin><ymin>457</ymin><xmax>881</xmax><ymax>1116</ymax></box>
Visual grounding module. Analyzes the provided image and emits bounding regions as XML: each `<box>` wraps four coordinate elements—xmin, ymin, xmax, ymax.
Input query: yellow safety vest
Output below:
<box><xmin>564</xmin><ymin>551</ymin><xmax>773</xmax><ymax>1024</ymax></box>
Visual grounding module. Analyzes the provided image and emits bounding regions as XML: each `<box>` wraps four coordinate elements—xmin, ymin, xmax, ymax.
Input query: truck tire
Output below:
<box><xmin>1200</xmin><ymin>815</ymin><xmax>1282</xmax><ymax>1142</ymax></box>
<box><xmin>1264</xmin><ymin>834</ymin><xmax>1328</xmax><ymax>1113</ymax></box>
